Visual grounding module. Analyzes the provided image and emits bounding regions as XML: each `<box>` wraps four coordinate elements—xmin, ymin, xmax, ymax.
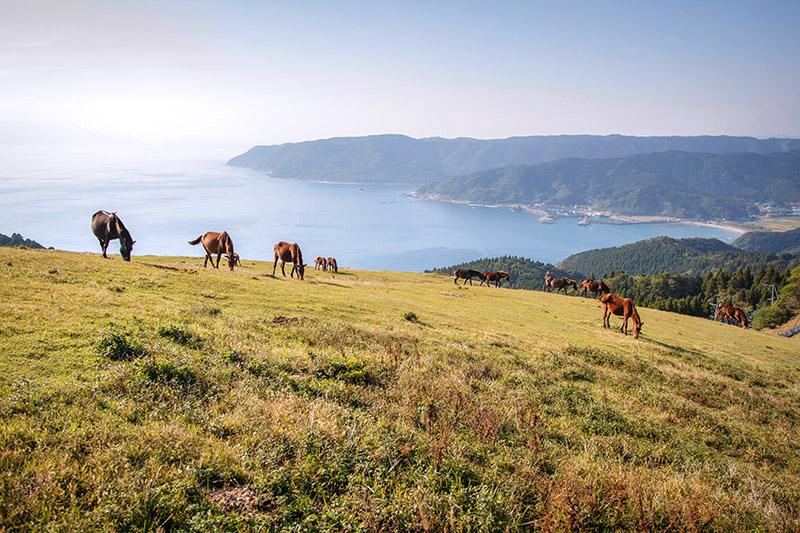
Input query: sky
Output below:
<box><xmin>2</xmin><ymin>0</ymin><xmax>799</xmax><ymax>146</ymax></box>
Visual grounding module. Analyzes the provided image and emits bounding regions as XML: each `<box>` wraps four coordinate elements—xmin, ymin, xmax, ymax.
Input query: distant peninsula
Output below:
<box><xmin>227</xmin><ymin>134</ymin><xmax>800</xmax><ymax>184</ymax></box>
<box><xmin>415</xmin><ymin>150</ymin><xmax>800</xmax><ymax>221</ymax></box>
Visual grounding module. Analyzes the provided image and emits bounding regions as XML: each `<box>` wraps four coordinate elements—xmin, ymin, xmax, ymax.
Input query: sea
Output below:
<box><xmin>0</xmin><ymin>144</ymin><xmax>742</xmax><ymax>272</ymax></box>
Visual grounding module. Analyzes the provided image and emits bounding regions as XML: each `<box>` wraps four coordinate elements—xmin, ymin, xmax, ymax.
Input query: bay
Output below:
<box><xmin>0</xmin><ymin>144</ymin><xmax>742</xmax><ymax>272</ymax></box>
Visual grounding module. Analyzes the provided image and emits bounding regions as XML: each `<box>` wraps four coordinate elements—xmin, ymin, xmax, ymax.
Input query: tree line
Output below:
<box><xmin>431</xmin><ymin>256</ymin><xmax>799</xmax><ymax>329</ymax></box>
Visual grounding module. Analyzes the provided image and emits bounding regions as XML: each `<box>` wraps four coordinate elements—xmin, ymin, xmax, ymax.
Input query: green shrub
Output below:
<box><xmin>138</xmin><ymin>357</ymin><xmax>197</xmax><ymax>387</ymax></box>
<box><xmin>157</xmin><ymin>323</ymin><xmax>199</xmax><ymax>347</ymax></box>
<box><xmin>752</xmin><ymin>305</ymin><xmax>793</xmax><ymax>329</ymax></box>
<box><xmin>403</xmin><ymin>311</ymin><xmax>419</xmax><ymax>322</ymax></box>
<box><xmin>95</xmin><ymin>328</ymin><xmax>147</xmax><ymax>361</ymax></box>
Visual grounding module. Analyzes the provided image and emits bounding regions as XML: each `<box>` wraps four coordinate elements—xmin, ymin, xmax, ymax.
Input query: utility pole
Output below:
<box><xmin>710</xmin><ymin>302</ymin><xmax>720</xmax><ymax>321</ymax></box>
<box><xmin>763</xmin><ymin>284</ymin><xmax>777</xmax><ymax>307</ymax></box>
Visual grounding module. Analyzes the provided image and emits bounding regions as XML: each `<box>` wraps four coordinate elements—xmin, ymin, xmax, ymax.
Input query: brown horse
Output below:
<box><xmin>453</xmin><ymin>269</ymin><xmax>486</xmax><ymax>285</ymax></box>
<box><xmin>481</xmin><ymin>271</ymin><xmax>510</xmax><ymax>287</ymax></box>
<box><xmin>273</xmin><ymin>241</ymin><xmax>305</xmax><ymax>279</ymax></box>
<box><xmin>544</xmin><ymin>271</ymin><xmax>578</xmax><ymax>294</ymax></box>
<box><xmin>580</xmin><ymin>278</ymin><xmax>610</xmax><ymax>298</ymax></box>
<box><xmin>326</xmin><ymin>257</ymin><xmax>338</xmax><ymax>273</ymax></box>
<box><xmin>314</xmin><ymin>257</ymin><xmax>327</xmax><ymax>270</ymax></box>
<box><xmin>716</xmin><ymin>305</ymin><xmax>749</xmax><ymax>329</ymax></box>
<box><xmin>188</xmin><ymin>231</ymin><xmax>236</xmax><ymax>271</ymax></box>
<box><xmin>600</xmin><ymin>293</ymin><xmax>643</xmax><ymax>339</ymax></box>
<box><xmin>91</xmin><ymin>210</ymin><xmax>135</xmax><ymax>261</ymax></box>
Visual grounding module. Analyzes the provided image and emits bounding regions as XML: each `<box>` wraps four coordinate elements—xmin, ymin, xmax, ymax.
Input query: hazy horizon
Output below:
<box><xmin>2</xmin><ymin>1</ymin><xmax>799</xmax><ymax>146</ymax></box>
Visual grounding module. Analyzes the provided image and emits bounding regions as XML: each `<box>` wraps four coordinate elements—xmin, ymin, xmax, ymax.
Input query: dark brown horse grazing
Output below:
<box><xmin>600</xmin><ymin>293</ymin><xmax>643</xmax><ymax>339</ymax></box>
<box><xmin>91</xmin><ymin>210</ymin><xmax>135</xmax><ymax>261</ymax></box>
<box><xmin>544</xmin><ymin>271</ymin><xmax>578</xmax><ymax>294</ymax></box>
<box><xmin>453</xmin><ymin>269</ymin><xmax>486</xmax><ymax>285</ymax></box>
<box><xmin>481</xmin><ymin>271</ymin><xmax>510</xmax><ymax>287</ymax></box>
<box><xmin>273</xmin><ymin>242</ymin><xmax>305</xmax><ymax>280</ymax></box>
<box><xmin>580</xmin><ymin>278</ymin><xmax>610</xmax><ymax>298</ymax></box>
<box><xmin>716</xmin><ymin>305</ymin><xmax>749</xmax><ymax>329</ymax></box>
<box><xmin>314</xmin><ymin>257</ymin><xmax>327</xmax><ymax>270</ymax></box>
<box><xmin>188</xmin><ymin>231</ymin><xmax>236</xmax><ymax>271</ymax></box>
<box><xmin>326</xmin><ymin>257</ymin><xmax>338</xmax><ymax>273</ymax></box>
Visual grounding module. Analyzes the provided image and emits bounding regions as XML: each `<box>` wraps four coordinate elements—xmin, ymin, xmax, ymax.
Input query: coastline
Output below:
<box><xmin>413</xmin><ymin>193</ymin><xmax>749</xmax><ymax>235</ymax></box>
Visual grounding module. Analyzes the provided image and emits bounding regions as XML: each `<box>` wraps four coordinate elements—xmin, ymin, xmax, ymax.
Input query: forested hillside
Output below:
<box><xmin>432</xmin><ymin>254</ymin><xmax>796</xmax><ymax>326</ymax></box>
<box><xmin>733</xmin><ymin>227</ymin><xmax>800</xmax><ymax>254</ymax></box>
<box><xmin>228</xmin><ymin>134</ymin><xmax>800</xmax><ymax>184</ymax></box>
<box><xmin>416</xmin><ymin>150</ymin><xmax>800</xmax><ymax>219</ymax></box>
<box><xmin>557</xmin><ymin>237</ymin><xmax>800</xmax><ymax>276</ymax></box>
<box><xmin>602</xmin><ymin>267</ymin><xmax>793</xmax><ymax>319</ymax></box>
<box><xmin>0</xmin><ymin>232</ymin><xmax>47</xmax><ymax>249</ymax></box>
<box><xmin>428</xmin><ymin>256</ymin><xmax>578</xmax><ymax>291</ymax></box>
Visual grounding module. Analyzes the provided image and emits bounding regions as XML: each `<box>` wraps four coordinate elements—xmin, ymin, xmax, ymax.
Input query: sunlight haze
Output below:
<box><xmin>2</xmin><ymin>0</ymin><xmax>799</xmax><ymax>144</ymax></box>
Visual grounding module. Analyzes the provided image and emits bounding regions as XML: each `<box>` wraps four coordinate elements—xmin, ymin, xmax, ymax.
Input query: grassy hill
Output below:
<box><xmin>2</xmin><ymin>248</ymin><xmax>799</xmax><ymax>530</ymax></box>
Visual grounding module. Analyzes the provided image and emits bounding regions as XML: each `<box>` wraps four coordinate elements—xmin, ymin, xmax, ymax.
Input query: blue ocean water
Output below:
<box><xmin>0</xmin><ymin>145</ymin><xmax>742</xmax><ymax>271</ymax></box>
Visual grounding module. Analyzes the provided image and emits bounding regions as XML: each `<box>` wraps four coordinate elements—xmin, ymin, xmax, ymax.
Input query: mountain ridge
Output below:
<box><xmin>416</xmin><ymin>149</ymin><xmax>800</xmax><ymax>220</ymax></box>
<box><xmin>228</xmin><ymin>133</ymin><xmax>800</xmax><ymax>184</ymax></box>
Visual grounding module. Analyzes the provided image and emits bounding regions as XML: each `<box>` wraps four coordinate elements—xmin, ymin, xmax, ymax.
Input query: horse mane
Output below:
<box><xmin>629</xmin><ymin>301</ymin><xmax>642</xmax><ymax>325</ymax></box>
<box><xmin>113</xmin><ymin>213</ymin><xmax>132</xmax><ymax>245</ymax></box>
<box><xmin>222</xmin><ymin>231</ymin><xmax>234</xmax><ymax>256</ymax></box>
<box><xmin>294</xmin><ymin>243</ymin><xmax>303</xmax><ymax>266</ymax></box>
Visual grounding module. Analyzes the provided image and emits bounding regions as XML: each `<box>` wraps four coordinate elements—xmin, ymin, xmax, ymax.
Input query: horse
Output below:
<box><xmin>599</xmin><ymin>293</ymin><xmax>643</xmax><ymax>339</ymax></box>
<box><xmin>580</xmin><ymin>278</ymin><xmax>610</xmax><ymax>298</ymax></box>
<box><xmin>188</xmin><ymin>231</ymin><xmax>236</xmax><ymax>271</ymax></box>
<box><xmin>326</xmin><ymin>257</ymin><xmax>338</xmax><ymax>273</ymax></box>
<box><xmin>314</xmin><ymin>257</ymin><xmax>327</xmax><ymax>270</ymax></box>
<box><xmin>716</xmin><ymin>305</ymin><xmax>749</xmax><ymax>329</ymax></box>
<box><xmin>544</xmin><ymin>271</ymin><xmax>578</xmax><ymax>294</ymax></box>
<box><xmin>453</xmin><ymin>269</ymin><xmax>486</xmax><ymax>285</ymax></box>
<box><xmin>91</xmin><ymin>210</ymin><xmax>135</xmax><ymax>261</ymax></box>
<box><xmin>230</xmin><ymin>253</ymin><xmax>242</xmax><ymax>268</ymax></box>
<box><xmin>273</xmin><ymin>241</ymin><xmax>305</xmax><ymax>280</ymax></box>
<box><xmin>481</xmin><ymin>271</ymin><xmax>510</xmax><ymax>287</ymax></box>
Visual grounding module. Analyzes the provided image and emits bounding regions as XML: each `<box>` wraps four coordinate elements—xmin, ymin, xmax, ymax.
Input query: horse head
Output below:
<box><xmin>632</xmin><ymin>321</ymin><xmax>642</xmax><ymax>339</ymax></box>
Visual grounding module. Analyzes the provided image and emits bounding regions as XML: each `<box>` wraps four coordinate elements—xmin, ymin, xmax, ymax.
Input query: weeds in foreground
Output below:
<box><xmin>1</xmin><ymin>249</ymin><xmax>799</xmax><ymax>531</ymax></box>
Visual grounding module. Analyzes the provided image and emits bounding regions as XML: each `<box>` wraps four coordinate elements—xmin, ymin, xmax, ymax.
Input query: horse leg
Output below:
<box><xmin>215</xmin><ymin>253</ymin><xmax>221</xmax><ymax>269</ymax></box>
<box><xmin>273</xmin><ymin>258</ymin><xmax>278</xmax><ymax>276</ymax></box>
<box><xmin>100</xmin><ymin>238</ymin><xmax>109</xmax><ymax>258</ymax></box>
<box><xmin>281</xmin><ymin>261</ymin><xmax>287</xmax><ymax>276</ymax></box>
<box><xmin>621</xmin><ymin>315</ymin><xmax>628</xmax><ymax>335</ymax></box>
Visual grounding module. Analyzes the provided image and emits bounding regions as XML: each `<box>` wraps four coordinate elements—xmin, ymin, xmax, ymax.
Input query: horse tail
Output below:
<box><xmin>188</xmin><ymin>236</ymin><xmax>202</xmax><ymax>245</ymax></box>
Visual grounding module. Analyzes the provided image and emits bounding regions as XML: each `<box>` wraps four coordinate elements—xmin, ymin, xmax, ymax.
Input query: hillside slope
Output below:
<box><xmin>416</xmin><ymin>150</ymin><xmax>800</xmax><ymax>219</ymax></box>
<box><xmin>1</xmin><ymin>248</ymin><xmax>799</xmax><ymax>530</ymax></box>
<box><xmin>557</xmin><ymin>236</ymin><xmax>800</xmax><ymax>276</ymax></box>
<box><xmin>734</xmin><ymin>227</ymin><xmax>800</xmax><ymax>254</ymax></box>
<box><xmin>228</xmin><ymin>134</ymin><xmax>800</xmax><ymax>184</ymax></box>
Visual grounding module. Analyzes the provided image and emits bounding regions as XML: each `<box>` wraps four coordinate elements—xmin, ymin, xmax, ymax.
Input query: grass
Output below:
<box><xmin>1</xmin><ymin>247</ymin><xmax>799</xmax><ymax>531</ymax></box>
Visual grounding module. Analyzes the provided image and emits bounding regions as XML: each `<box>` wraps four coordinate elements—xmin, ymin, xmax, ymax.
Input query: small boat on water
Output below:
<box><xmin>578</xmin><ymin>215</ymin><xmax>591</xmax><ymax>226</ymax></box>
